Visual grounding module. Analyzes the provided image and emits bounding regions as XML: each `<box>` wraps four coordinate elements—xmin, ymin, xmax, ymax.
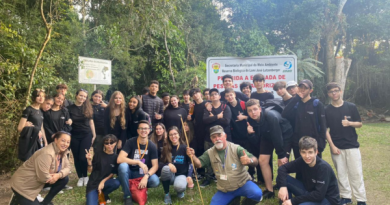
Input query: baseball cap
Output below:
<box><xmin>299</xmin><ymin>79</ymin><xmax>313</xmax><ymax>89</ymax></box>
<box><xmin>286</xmin><ymin>81</ymin><xmax>298</xmax><ymax>88</ymax></box>
<box><xmin>209</xmin><ymin>88</ymin><xmax>219</xmax><ymax>95</ymax></box>
<box><xmin>210</xmin><ymin>125</ymin><xmax>224</xmax><ymax>136</ymax></box>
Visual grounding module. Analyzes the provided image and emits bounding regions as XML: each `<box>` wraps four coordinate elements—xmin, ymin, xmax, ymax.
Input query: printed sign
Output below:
<box><xmin>78</xmin><ymin>56</ymin><xmax>112</xmax><ymax>85</ymax></box>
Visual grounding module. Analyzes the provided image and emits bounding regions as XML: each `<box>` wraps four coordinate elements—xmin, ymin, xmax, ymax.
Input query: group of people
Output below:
<box><xmin>10</xmin><ymin>74</ymin><xmax>367</xmax><ymax>205</ymax></box>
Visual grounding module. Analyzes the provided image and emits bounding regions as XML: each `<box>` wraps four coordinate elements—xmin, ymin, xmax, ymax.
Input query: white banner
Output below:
<box><xmin>78</xmin><ymin>56</ymin><xmax>112</xmax><ymax>85</ymax></box>
<box><xmin>206</xmin><ymin>55</ymin><xmax>297</xmax><ymax>97</ymax></box>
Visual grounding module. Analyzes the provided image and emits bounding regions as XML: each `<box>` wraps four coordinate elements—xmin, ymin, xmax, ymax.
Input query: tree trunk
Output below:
<box><xmin>334</xmin><ymin>57</ymin><xmax>352</xmax><ymax>99</ymax></box>
<box><xmin>325</xmin><ymin>35</ymin><xmax>336</xmax><ymax>82</ymax></box>
<box><xmin>164</xmin><ymin>29</ymin><xmax>176</xmax><ymax>88</ymax></box>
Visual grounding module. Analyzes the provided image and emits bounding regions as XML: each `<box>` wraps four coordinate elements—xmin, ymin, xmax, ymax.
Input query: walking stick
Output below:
<box><xmin>178</xmin><ymin>114</ymin><xmax>205</xmax><ymax>205</ymax></box>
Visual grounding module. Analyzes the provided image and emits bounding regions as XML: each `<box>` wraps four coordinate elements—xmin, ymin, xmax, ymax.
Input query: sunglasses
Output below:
<box><xmin>36</xmin><ymin>88</ymin><xmax>45</xmax><ymax>92</ymax></box>
<box><xmin>80</xmin><ymin>88</ymin><xmax>88</xmax><ymax>93</ymax></box>
<box><xmin>58</xmin><ymin>131</ymin><xmax>71</xmax><ymax>136</ymax></box>
<box><xmin>104</xmin><ymin>141</ymin><xmax>116</xmax><ymax>145</ymax></box>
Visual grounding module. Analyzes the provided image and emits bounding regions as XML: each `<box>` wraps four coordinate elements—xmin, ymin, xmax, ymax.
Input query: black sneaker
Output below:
<box><xmin>340</xmin><ymin>198</ymin><xmax>352</xmax><ymax>205</ymax></box>
<box><xmin>200</xmin><ymin>179</ymin><xmax>211</xmax><ymax>188</ymax></box>
<box><xmin>273</xmin><ymin>184</ymin><xmax>279</xmax><ymax>191</ymax></box>
<box><xmin>357</xmin><ymin>202</ymin><xmax>366</xmax><ymax>205</ymax></box>
<box><xmin>124</xmin><ymin>197</ymin><xmax>133</xmax><ymax>205</ymax></box>
<box><xmin>211</xmin><ymin>175</ymin><xmax>217</xmax><ymax>182</ymax></box>
<box><xmin>262</xmin><ymin>190</ymin><xmax>275</xmax><ymax>199</ymax></box>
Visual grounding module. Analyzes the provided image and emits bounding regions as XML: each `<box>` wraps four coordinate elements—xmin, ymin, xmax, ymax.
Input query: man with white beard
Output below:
<box><xmin>186</xmin><ymin>125</ymin><xmax>263</xmax><ymax>205</ymax></box>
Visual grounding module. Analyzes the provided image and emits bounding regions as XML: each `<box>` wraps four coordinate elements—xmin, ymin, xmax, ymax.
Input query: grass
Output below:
<box><xmin>44</xmin><ymin>122</ymin><xmax>389</xmax><ymax>205</ymax></box>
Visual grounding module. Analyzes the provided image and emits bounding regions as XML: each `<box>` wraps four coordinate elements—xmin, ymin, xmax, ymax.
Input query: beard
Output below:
<box><xmin>214</xmin><ymin>141</ymin><xmax>224</xmax><ymax>149</ymax></box>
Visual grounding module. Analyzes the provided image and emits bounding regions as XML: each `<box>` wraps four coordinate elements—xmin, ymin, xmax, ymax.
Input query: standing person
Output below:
<box><xmin>162</xmin><ymin>93</ymin><xmax>170</xmax><ymax>111</ymax></box>
<box><xmin>203</xmin><ymin>88</ymin><xmax>210</xmax><ymax>101</ymax></box>
<box><xmin>126</xmin><ymin>96</ymin><xmax>147</xmax><ymax>140</ymax></box>
<box><xmin>240</xmin><ymin>81</ymin><xmax>252</xmax><ymax>98</ymax></box>
<box><xmin>160</xmin><ymin>127</ymin><xmax>193</xmax><ymax>204</ymax></box>
<box><xmin>104</xmin><ymin>91</ymin><xmax>127</xmax><ymax>150</ymax></box>
<box><xmin>219</xmin><ymin>74</ymin><xmax>249</xmax><ymax>102</ymax></box>
<box><xmin>43</xmin><ymin>93</ymin><xmax>72</xmax><ymax>144</ymax></box>
<box><xmin>117</xmin><ymin>120</ymin><xmax>160</xmax><ymax>205</ymax></box>
<box><xmin>150</xmin><ymin>123</ymin><xmax>167</xmax><ymax>176</ymax></box>
<box><xmin>224</xmin><ymin>88</ymin><xmax>248</xmax><ymax>146</ymax></box>
<box><xmin>41</xmin><ymin>96</ymin><xmax>54</xmax><ymax>113</ymax></box>
<box><xmin>142</xmin><ymin>80</ymin><xmax>164</xmax><ymax>125</ymax></box>
<box><xmin>188</xmin><ymin>88</ymin><xmax>207</xmax><ymax>158</ymax></box>
<box><xmin>181</xmin><ymin>90</ymin><xmax>191</xmax><ymax>114</ymax></box>
<box><xmin>56</xmin><ymin>83</ymin><xmax>73</xmax><ymax>108</ymax></box>
<box><xmin>273</xmin><ymin>81</ymin><xmax>293</xmax><ymax>106</ymax></box>
<box><xmin>68</xmin><ymin>89</ymin><xmax>96</xmax><ymax>187</ymax></box>
<box><xmin>163</xmin><ymin>95</ymin><xmax>187</xmax><ymax>132</ymax></box>
<box><xmin>325</xmin><ymin>82</ymin><xmax>367</xmax><ymax>205</ymax></box>
<box><xmin>282</xmin><ymin>79</ymin><xmax>327</xmax><ymax>159</ymax></box>
<box><xmin>91</xmin><ymin>90</ymin><xmax>107</xmax><ymax>151</ymax></box>
<box><xmin>286</xmin><ymin>81</ymin><xmax>299</xmax><ymax>97</ymax></box>
<box><xmin>86</xmin><ymin>134</ymin><xmax>120</xmax><ymax>205</ymax></box>
<box><xmin>251</xmin><ymin>74</ymin><xmax>274</xmax><ymax>106</ymax></box>
<box><xmin>246</xmin><ymin>99</ymin><xmax>292</xmax><ymax>199</ymax></box>
<box><xmin>186</xmin><ymin>125</ymin><xmax>262</xmax><ymax>205</ymax></box>
<box><xmin>18</xmin><ymin>89</ymin><xmax>48</xmax><ymax>150</ymax></box>
<box><xmin>11</xmin><ymin>131</ymin><xmax>71</xmax><ymax>205</ymax></box>
<box><xmin>277</xmin><ymin>137</ymin><xmax>341</xmax><ymax>205</ymax></box>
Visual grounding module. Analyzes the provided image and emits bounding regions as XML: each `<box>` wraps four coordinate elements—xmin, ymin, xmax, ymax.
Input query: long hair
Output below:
<box><xmin>128</xmin><ymin>96</ymin><xmax>142</xmax><ymax>111</ymax></box>
<box><xmin>90</xmin><ymin>90</ymin><xmax>104</xmax><ymax>102</ymax></box>
<box><xmin>150</xmin><ymin>123</ymin><xmax>166</xmax><ymax>145</ymax></box>
<box><xmin>182</xmin><ymin>121</ymin><xmax>194</xmax><ymax>144</ymax></box>
<box><xmin>53</xmin><ymin>93</ymin><xmax>65</xmax><ymax>109</ymax></box>
<box><xmin>76</xmin><ymin>89</ymin><xmax>93</xmax><ymax>118</ymax></box>
<box><xmin>161</xmin><ymin>126</ymin><xmax>184</xmax><ymax>163</ymax></box>
<box><xmin>166</xmin><ymin>95</ymin><xmax>179</xmax><ymax>109</ymax></box>
<box><xmin>107</xmin><ymin>91</ymin><xmax>126</xmax><ymax>129</ymax></box>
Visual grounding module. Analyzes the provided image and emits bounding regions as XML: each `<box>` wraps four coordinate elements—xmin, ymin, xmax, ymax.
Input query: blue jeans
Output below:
<box><xmin>287</xmin><ymin>176</ymin><xmax>330</xmax><ymax>205</ymax></box>
<box><xmin>210</xmin><ymin>180</ymin><xmax>262</xmax><ymax>205</ymax></box>
<box><xmin>86</xmin><ymin>178</ymin><xmax>120</xmax><ymax>205</ymax></box>
<box><xmin>118</xmin><ymin>163</ymin><xmax>160</xmax><ymax>199</ymax></box>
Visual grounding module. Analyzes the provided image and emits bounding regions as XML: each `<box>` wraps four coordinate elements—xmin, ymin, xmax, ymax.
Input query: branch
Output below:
<box><xmin>164</xmin><ymin>28</ymin><xmax>176</xmax><ymax>88</ymax></box>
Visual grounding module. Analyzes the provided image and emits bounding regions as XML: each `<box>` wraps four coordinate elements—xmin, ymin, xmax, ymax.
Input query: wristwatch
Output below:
<box><xmin>250</xmin><ymin>158</ymin><xmax>254</xmax><ymax>164</ymax></box>
<box><xmin>146</xmin><ymin>172</ymin><xmax>151</xmax><ymax>177</ymax></box>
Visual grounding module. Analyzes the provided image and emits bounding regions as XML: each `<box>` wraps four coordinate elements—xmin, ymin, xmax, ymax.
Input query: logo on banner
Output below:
<box><xmin>212</xmin><ymin>63</ymin><xmax>220</xmax><ymax>74</ymax></box>
<box><xmin>284</xmin><ymin>61</ymin><xmax>292</xmax><ymax>69</ymax></box>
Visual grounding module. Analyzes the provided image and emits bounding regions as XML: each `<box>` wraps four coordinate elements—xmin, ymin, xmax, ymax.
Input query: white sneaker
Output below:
<box><xmin>83</xmin><ymin>177</ymin><xmax>89</xmax><ymax>186</ymax></box>
<box><xmin>37</xmin><ymin>194</ymin><xmax>44</xmax><ymax>202</ymax></box>
<box><xmin>58</xmin><ymin>190</ymin><xmax>64</xmax><ymax>194</ymax></box>
<box><xmin>42</xmin><ymin>187</ymin><xmax>51</xmax><ymax>192</ymax></box>
<box><xmin>77</xmin><ymin>178</ymin><xmax>84</xmax><ymax>187</ymax></box>
<box><xmin>106</xmin><ymin>199</ymin><xmax>111</xmax><ymax>204</ymax></box>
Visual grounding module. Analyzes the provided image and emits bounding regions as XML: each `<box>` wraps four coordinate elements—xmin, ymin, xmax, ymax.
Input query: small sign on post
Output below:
<box><xmin>78</xmin><ymin>56</ymin><xmax>112</xmax><ymax>85</ymax></box>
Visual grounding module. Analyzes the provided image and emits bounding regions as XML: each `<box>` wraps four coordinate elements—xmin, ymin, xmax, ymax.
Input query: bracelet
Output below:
<box><xmin>88</xmin><ymin>164</ymin><xmax>92</xmax><ymax>166</ymax></box>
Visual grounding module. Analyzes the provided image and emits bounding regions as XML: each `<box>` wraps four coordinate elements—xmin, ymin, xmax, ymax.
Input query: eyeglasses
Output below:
<box><xmin>169</xmin><ymin>133</ymin><xmax>179</xmax><ymax>137</ymax></box>
<box><xmin>104</xmin><ymin>141</ymin><xmax>116</xmax><ymax>145</ymax></box>
<box><xmin>327</xmin><ymin>90</ymin><xmax>340</xmax><ymax>94</ymax></box>
<box><xmin>138</xmin><ymin>127</ymin><xmax>151</xmax><ymax>131</ymax></box>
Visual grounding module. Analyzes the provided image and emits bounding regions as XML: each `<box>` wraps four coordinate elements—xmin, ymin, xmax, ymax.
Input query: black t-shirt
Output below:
<box><xmin>250</xmin><ymin>92</ymin><xmax>274</xmax><ymax>107</ymax></box>
<box><xmin>325</xmin><ymin>102</ymin><xmax>361</xmax><ymax>149</ymax></box>
<box><xmin>68</xmin><ymin>104</ymin><xmax>92</xmax><ymax>135</ymax></box>
<box><xmin>191</xmin><ymin>101</ymin><xmax>207</xmax><ymax>141</ymax></box>
<box><xmin>203</xmin><ymin>103</ymin><xmax>232</xmax><ymax>141</ymax></box>
<box><xmin>227</xmin><ymin>100</ymin><xmax>248</xmax><ymax>141</ymax></box>
<box><xmin>181</xmin><ymin>102</ymin><xmax>190</xmax><ymax>114</ymax></box>
<box><xmin>50</xmin><ymin>110</ymin><xmax>63</xmax><ymax>132</ymax></box>
<box><xmin>163</xmin><ymin>107</ymin><xmax>187</xmax><ymax>132</ymax></box>
<box><xmin>92</xmin><ymin>104</ymin><xmax>105</xmax><ymax>135</ymax></box>
<box><xmin>86</xmin><ymin>152</ymin><xmax>118</xmax><ymax>194</ymax></box>
<box><xmin>171</xmin><ymin>144</ymin><xmax>191</xmax><ymax>176</ymax></box>
<box><xmin>122</xmin><ymin>137</ymin><xmax>158</xmax><ymax>171</ymax></box>
<box><xmin>157</xmin><ymin>138</ymin><xmax>164</xmax><ymax>160</ymax></box>
<box><xmin>277</xmin><ymin>157</ymin><xmax>341</xmax><ymax>205</ymax></box>
<box><xmin>22</xmin><ymin>106</ymin><xmax>44</xmax><ymax>129</ymax></box>
<box><xmin>283</xmin><ymin>98</ymin><xmax>292</xmax><ymax>106</ymax></box>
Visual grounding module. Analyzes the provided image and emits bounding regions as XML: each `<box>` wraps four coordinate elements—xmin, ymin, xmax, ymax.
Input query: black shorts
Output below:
<box><xmin>259</xmin><ymin>137</ymin><xmax>274</xmax><ymax>155</ymax></box>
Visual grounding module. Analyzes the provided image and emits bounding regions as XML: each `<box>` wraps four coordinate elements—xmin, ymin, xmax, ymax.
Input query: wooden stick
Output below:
<box><xmin>179</xmin><ymin>115</ymin><xmax>205</xmax><ymax>205</ymax></box>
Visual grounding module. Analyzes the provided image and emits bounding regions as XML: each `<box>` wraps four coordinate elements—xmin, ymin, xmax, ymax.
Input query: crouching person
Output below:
<box><xmin>277</xmin><ymin>137</ymin><xmax>341</xmax><ymax>205</ymax></box>
<box><xmin>186</xmin><ymin>125</ymin><xmax>262</xmax><ymax>205</ymax></box>
<box><xmin>117</xmin><ymin>120</ymin><xmax>160</xmax><ymax>205</ymax></box>
<box><xmin>11</xmin><ymin>131</ymin><xmax>71</xmax><ymax>205</ymax></box>
<box><xmin>86</xmin><ymin>134</ymin><xmax>120</xmax><ymax>205</ymax></box>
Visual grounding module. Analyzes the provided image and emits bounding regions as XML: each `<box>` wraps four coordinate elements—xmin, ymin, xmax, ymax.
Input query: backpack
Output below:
<box><xmin>239</xmin><ymin>100</ymin><xmax>246</xmax><ymax>111</ymax></box>
<box><xmin>294</xmin><ymin>99</ymin><xmax>321</xmax><ymax>132</ymax></box>
<box><xmin>263</xmin><ymin>98</ymin><xmax>285</xmax><ymax>114</ymax></box>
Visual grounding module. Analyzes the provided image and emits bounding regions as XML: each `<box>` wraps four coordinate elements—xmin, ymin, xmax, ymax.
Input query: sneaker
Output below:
<box><xmin>83</xmin><ymin>177</ymin><xmax>89</xmax><ymax>186</ymax></box>
<box><xmin>58</xmin><ymin>190</ymin><xmax>64</xmax><ymax>194</ymax></box>
<box><xmin>357</xmin><ymin>202</ymin><xmax>367</xmax><ymax>205</ymax></box>
<box><xmin>37</xmin><ymin>194</ymin><xmax>44</xmax><ymax>202</ymax></box>
<box><xmin>164</xmin><ymin>193</ymin><xmax>172</xmax><ymax>204</ymax></box>
<box><xmin>42</xmin><ymin>187</ymin><xmax>51</xmax><ymax>192</ymax></box>
<box><xmin>124</xmin><ymin>197</ymin><xmax>133</xmax><ymax>205</ymax></box>
<box><xmin>63</xmin><ymin>185</ymin><xmax>73</xmax><ymax>190</ymax></box>
<box><xmin>211</xmin><ymin>175</ymin><xmax>217</xmax><ymax>182</ymax></box>
<box><xmin>341</xmin><ymin>198</ymin><xmax>352</xmax><ymax>205</ymax></box>
<box><xmin>106</xmin><ymin>199</ymin><xmax>111</xmax><ymax>204</ymax></box>
<box><xmin>262</xmin><ymin>190</ymin><xmax>275</xmax><ymax>199</ymax></box>
<box><xmin>200</xmin><ymin>179</ymin><xmax>211</xmax><ymax>188</ymax></box>
<box><xmin>77</xmin><ymin>178</ymin><xmax>84</xmax><ymax>187</ymax></box>
<box><xmin>273</xmin><ymin>184</ymin><xmax>279</xmax><ymax>191</ymax></box>
<box><xmin>177</xmin><ymin>192</ymin><xmax>185</xmax><ymax>199</ymax></box>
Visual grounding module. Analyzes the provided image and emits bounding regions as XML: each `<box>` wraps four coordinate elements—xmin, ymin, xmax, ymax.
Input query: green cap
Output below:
<box><xmin>210</xmin><ymin>125</ymin><xmax>224</xmax><ymax>136</ymax></box>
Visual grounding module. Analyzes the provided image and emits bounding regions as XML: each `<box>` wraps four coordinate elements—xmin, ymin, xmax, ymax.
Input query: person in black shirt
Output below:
<box><xmin>150</xmin><ymin>123</ymin><xmax>167</xmax><ymax>176</ymax></box>
<box><xmin>18</xmin><ymin>89</ymin><xmax>48</xmax><ymax>148</ymax></box>
<box><xmin>282</xmin><ymin>80</ymin><xmax>326</xmax><ymax>160</ymax></box>
<box><xmin>246</xmin><ymin>99</ymin><xmax>290</xmax><ymax>199</ymax></box>
<box><xmin>250</xmin><ymin>74</ymin><xmax>274</xmax><ymax>107</ymax></box>
<box><xmin>40</xmin><ymin>96</ymin><xmax>54</xmax><ymax>113</ymax></box>
<box><xmin>160</xmin><ymin>127</ymin><xmax>193</xmax><ymax>204</ymax></box>
<box><xmin>181</xmin><ymin>90</ymin><xmax>191</xmax><ymax>114</ymax></box>
<box><xmin>162</xmin><ymin>92</ymin><xmax>170</xmax><ymax>111</ymax></box>
<box><xmin>68</xmin><ymin>89</ymin><xmax>96</xmax><ymax>187</ymax></box>
<box><xmin>203</xmin><ymin>88</ymin><xmax>210</xmax><ymax>101</ymax></box>
<box><xmin>188</xmin><ymin>88</ymin><xmax>207</xmax><ymax>158</ymax></box>
<box><xmin>126</xmin><ymin>96</ymin><xmax>147</xmax><ymax>139</ymax></box>
<box><xmin>163</xmin><ymin>95</ymin><xmax>187</xmax><ymax>132</ymax></box>
<box><xmin>240</xmin><ymin>81</ymin><xmax>252</xmax><ymax>98</ymax></box>
<box><xmin>286</xmin><ymin>81</ymin><xmax>298</xmax><ymax>97</ymax></box>
<box><xmin>220</xmin><ymin>74</ymin><xmax>249</xmax><ymax>102</ymax></box>
<box><xmin>273</xmin><ymin>81</ymin><xmax>293</xmax><ymax>106</ymax></box>
<box><xmin>277</xmin><ymin>137</ymin><xmax>341</xmax><ymax>205</ymax></box>
<box><xmin>117</xmin><ymin>120</ymin><xmax>160</xmax><ymax>205</ymax></box>
<box><xmin>104</xmin><ymin>91</ymin><xmax>127</xmax><ymax>150</ymax></box>
<box><xmin>86</xmin><ymin>134</ymin><xmax>120</xmax><ymax>205</ymax></box>
<box><xmin>44</xmin><ymin>93</ymin><xmax>72</xmax><ymax>144</ymax></box>
<box><xmin>56</xmin><ymin>83</ymin><xmax>73</xmax><ymax>108</ymax></box>
<box><xmin>325</xmin><ymin>82</ymin><xmax>366</xmax><ymax>205</ymax></box>
<box><xmin>91</xmin><ymin>90</ymin><xmax>107</xmax><ymax>151</ymax></box>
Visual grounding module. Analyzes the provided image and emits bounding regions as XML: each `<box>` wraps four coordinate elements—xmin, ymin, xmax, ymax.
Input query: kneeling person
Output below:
<box><xmin>186</xmin><ymin>125</ymin><xmax>262</xmax><ymax>205</ymax></box>
<box><xmin>117</xmin><ymin>120</ymin><xmax>160</xmax><ymax>205</ymax></box>
<box><xmin>277</xmin><ymin>137</ymin><xmax>341</xmax><ymax>205</ymax></box>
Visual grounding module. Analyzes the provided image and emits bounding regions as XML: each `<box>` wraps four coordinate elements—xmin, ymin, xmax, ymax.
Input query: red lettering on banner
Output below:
<box><xmin>250</xmin><ymin>75</ymin><xmax>253</xmax><ymax>80</ymax></box>
<box><xmin>217</xmin><ymin>76</ymin><xmax>222</xmax><ymax>81</ymax></box>
<box><xmin>265</xmin><ymin>75</ymin><xmax>276</xmax><ymax>80</ymax></box>
<box><xmin>245</xmin><ymin>76</ymin><xmax>249</xmax><ymax>80</ymax></box>
<box><xmin>278</xmin><ymin>75</ymin><xmax>286</xmax><ymax>80</ymax></box>
<box><xmin>264</xmin><ymin>83</ymin><xmax>275</xmax><ymax>88</ymax></box>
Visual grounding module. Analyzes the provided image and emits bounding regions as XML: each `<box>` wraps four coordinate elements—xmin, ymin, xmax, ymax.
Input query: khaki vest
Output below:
<box><xmin>207</xmin><ymin>142</ymin><xmax>251</xmax><ymax>192</ymax></box>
